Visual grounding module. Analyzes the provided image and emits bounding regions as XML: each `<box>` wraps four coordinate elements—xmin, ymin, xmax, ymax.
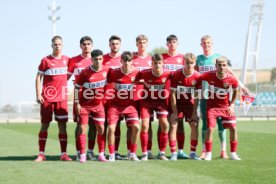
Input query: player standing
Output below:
<box><xmin>131</xmin><ymin>34</ymin><xmax>155</xmax><ymax>159</ymax></box>
<box><xmin>103</xmin><ymin>35</ymin><xmax>124</xmax><ymax>160</ymax></box>
<box><xmin>169</xmin><ymin>53</ymin><xmax>201</xmax><ymax>160</ymax></box>
<box><xmin>137</xmin><ymin>53</ymin><xmax>170</xmax><ymax>161</ymax></box>
<box><xmin>67</xmin><ymin>36</ymin><xmax>97</xmax><ymax>161</ymax></box>
<box><xmin>74</xmin><ymin>49</ymin><xmax>108</xmax><ymax>163</ymax></box>
<box><xmin>107</xmin><ymin>51</ymin><xmax>140</xmax><ymax>161</ymax></box>
<box><xmin>35</xmin><ymin>36</ymin><xmax>72</xmax><ymax>162</ymax></box>
<box><xmin>162</xmin><ymin>35</ymin><xmax>188</xmax><ymax>159</ymax></box>
<box><xmin>196</xmin><ymin>35</ymin><xmax>228</xmax><ymax>159</ymax></box>
<box><xmin>195</xmin><ymin>56</ymin><xmax>241</xmax><ymax>161</ymax></box>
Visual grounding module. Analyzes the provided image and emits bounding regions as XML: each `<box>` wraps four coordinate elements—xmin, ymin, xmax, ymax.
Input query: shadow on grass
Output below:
<box><xmin>0</xmin><ymin>155</ymin><xmax>76</xmax><ymax>161</ymax></box>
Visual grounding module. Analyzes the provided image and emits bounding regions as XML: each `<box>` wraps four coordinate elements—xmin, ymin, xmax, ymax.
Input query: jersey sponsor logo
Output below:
<box><xmin>110</xmin><ymin>66</ymin><xmax>120</xmax><ymax>69</ymax></box>
<box><xmin>137</xmin><ymin>66</ymin><xmax>151</xmax><ymax>71</ymax></box>
<box><xmin>164</xmin><ymin>64</ymin><xmax>182</xmax><ymax>71</ymax></box>
<box><xmin>198</xmin><ymin>65</ymin><xmax>216</xmax><ymax>74</ymax></box>
<box><xmin>145</xmin><ymin>82</ymin><xmax>165</xmax><ymax>91</ymax></box>
<box><xmin>83</xmin><ymin>79</ymin><xmax>107</xmax><ymax>89</ymax></box>
<box><xmin>177</xmin><ymin>86</ymin><xmax>195</xmax><ymax>93</ymax></box>
<box><xmin>73</xmin><ymin>68</ymin><xmax>84</xmax><ymax>75</ymax></box>
<box><xmin>208</xmin><ymin>85</ymin><xmax>230</xmax><ymax>94</ymax></box>
<box><xmin>44</xmin><ymin>67</ymin><xmax>68</xmax><ymax>75</ymax></box>
<box><xmin>115</xmin><ymin>83</ymin><xmax>134</xmax><ymax>91</ymax></box>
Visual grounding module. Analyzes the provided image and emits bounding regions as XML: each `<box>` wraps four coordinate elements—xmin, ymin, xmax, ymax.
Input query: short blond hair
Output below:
<box><xmin>201</xmin><ymin>35</ymin><xmax>212</xmax><ymax>43</ymax></box>
<box><xmin>184</xmin><ymin>53</ymin><xmax>196</xmax><ymax>62</ymax></box>
<box><xmin>136</xmin><ymin>34</ymin><xmax>148</xmax><ymax>42</ymax></box>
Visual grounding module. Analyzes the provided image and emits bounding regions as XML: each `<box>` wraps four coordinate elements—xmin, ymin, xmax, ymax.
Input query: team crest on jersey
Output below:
<box><xmin>103</xmin><ymin>72</ymin><xmax>107</xmax><ymax>78</ymax></box>
<box><xmin>131</xmin><ymin>77</ymin><xmax>135</xmax><ymax>82</ymax></box>
<box><xmin>178</xmin><ymin>81</ymin><xmax>182</xmax><ymax>84</ymax></box>
<box><xmin>212</xmin><ymin>59</ymin><xmax>216</xmax><ymax>64</ymax></box>
<box><xmin>162</xmin><ymin>78</ymin><xmax>166</xmax><ymax>83</ymax></box>
<box><xmin>177</xmin><ymin>58</ymin><xmax>182</xmax><ymax>64</ymax></box>
<box><xmin>223</xmin><ymin>82</ymin><xmax>229</xmax><ymax>88</ymax></box>
<box><xmin>148</xmin><ymin>60</ymin><xmax>152</xmax><ymax>66</ymax></box>
<box><xmin>191</xmin><ymin>80</ymin><xmax>197</xmax><ymax>86</ymax></box>
<box><xmin>63</xmin><ymin>60</ymin><xmax>67</xmax><ymax>65</ymax></box>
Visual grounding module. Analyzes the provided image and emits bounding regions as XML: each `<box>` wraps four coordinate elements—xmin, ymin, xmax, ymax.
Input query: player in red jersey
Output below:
<box><xmin>74</xmin><ymin>49</ymin><xmax>108</xmax><ymax>163</ymax></box>
<box><xmin>195</xmin><ymin>56</ymin><xmax>241</xmax><ymax>161</ymax></box>
<box><xmin>136</xmin><ymin>53</ymin><xmax>171</xmax><ymax>161</ymax></box>
<box><xmin>67</xmin><ymin>36</ymin><xmax>97</xmax><ymax>161</ymax></box>
<box><xmin>103</xmin><ymin>35</ymin><xmax>124</xmax><ymax>160</ymax></box>
<box><xmin>107</xmin><ymin>51</ymin><xmax>140</xmax><ymax>161</ymax></box>
<box><xmin>103</xmin><ymin>35</ymin><xmax>122</xmax><ymax>69</ymax></box>
<box><xmin>34</xmin><ymin>36</ymin><xmax>72</xmax><ymax>162</ymax></box>
<box><xmin>169</xmin><ymin>53</ymin><xmax>201</xmax><ymax>160</ymax></box>
<box><xmin>161</xmin><ymin>35</ymin><xmax>188</xmax><ymax>159</ymax></box>
<box><xmin>162</xmin><ymin>35</ymin><xmax>184</xmax><ymax>71</ymax></box>
<box><xmin>130</xmin><ymin>34</ymin><xmax>155</xmax><ymax>159</ymax></box>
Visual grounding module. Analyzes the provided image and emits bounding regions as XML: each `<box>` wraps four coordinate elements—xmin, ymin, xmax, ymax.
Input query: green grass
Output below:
<box><xmin>0</xmin><ymin>121</ymin><xmax>276</xmax><ymax>184</ymax></box>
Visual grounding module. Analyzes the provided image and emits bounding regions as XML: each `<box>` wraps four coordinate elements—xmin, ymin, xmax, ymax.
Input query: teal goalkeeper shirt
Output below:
<box><xmin>196</xmin><ymin>54</ymin><xmax>221</xmax><ymax>99</ymax></box>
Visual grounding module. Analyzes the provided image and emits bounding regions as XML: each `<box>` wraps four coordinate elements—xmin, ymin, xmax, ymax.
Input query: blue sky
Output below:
<box><xmin>0</xmin><ymin>0</ymin><xmax>275</xmax><ymax>106</ymax></box>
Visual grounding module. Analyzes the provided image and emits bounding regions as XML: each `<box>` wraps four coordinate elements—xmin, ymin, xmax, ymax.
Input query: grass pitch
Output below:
<box><xmin>0</xmin><ymin>121</ymin><xmax>275</xmax><ymax>184</ymax></box>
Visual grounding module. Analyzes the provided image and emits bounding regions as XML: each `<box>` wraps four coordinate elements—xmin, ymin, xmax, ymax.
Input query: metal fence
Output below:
<box><xmin>1</xmin><ymin>106</ymin><xmax>276</xmax><ymax>123</ymax></box>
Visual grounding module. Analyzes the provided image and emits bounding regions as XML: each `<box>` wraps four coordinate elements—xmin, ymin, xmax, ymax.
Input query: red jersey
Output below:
<box><xmin>136</xmin><ymin>69</ymin><xmax>171</xmax><ymax>102</ymax></box>
<box><xmin>197</xmin><ymin>71</ymin><xmax>238</xmax><ymax>109</ymax></box>
<box><xmin>171</xmin><ymin>69</ymin><xmax>201</xmax><ymax>106</ymax></box>
<box><xmin>75</xmin><ymin>66</ymin><xmax>109</xmax><ymax>107</ymax></box>
<box><xmin>132</xmin><ymin>54</ymin><xmax>152</xmax><ymax>100</ymax></box>
<box><xmin>103</xmin><ymin>53</ymin><xmax>121</xmax><ymax>69</ymax></box>
<box><xmin>68</xmin><ymin>55</ymin><xmax>91</xmax><ymax>81</ymax></box>
<box><xmin>132</xmin><ymin>55</ymin><xmax>152</xmax><ymax>71</ymax></box>
<box><xmin>162</xmin><ymin>53</ymin><xmax>184</xmax><ymax>71</ymax></box>
<box><xmin>38</xmin><ymin>55</ymin><xmax>69</xmax><ymax>102</ymax></box>
<box><xmin>107</xmin><ymin>68</ymin><xmax>139</xmax><ymax>107</ymax></box>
